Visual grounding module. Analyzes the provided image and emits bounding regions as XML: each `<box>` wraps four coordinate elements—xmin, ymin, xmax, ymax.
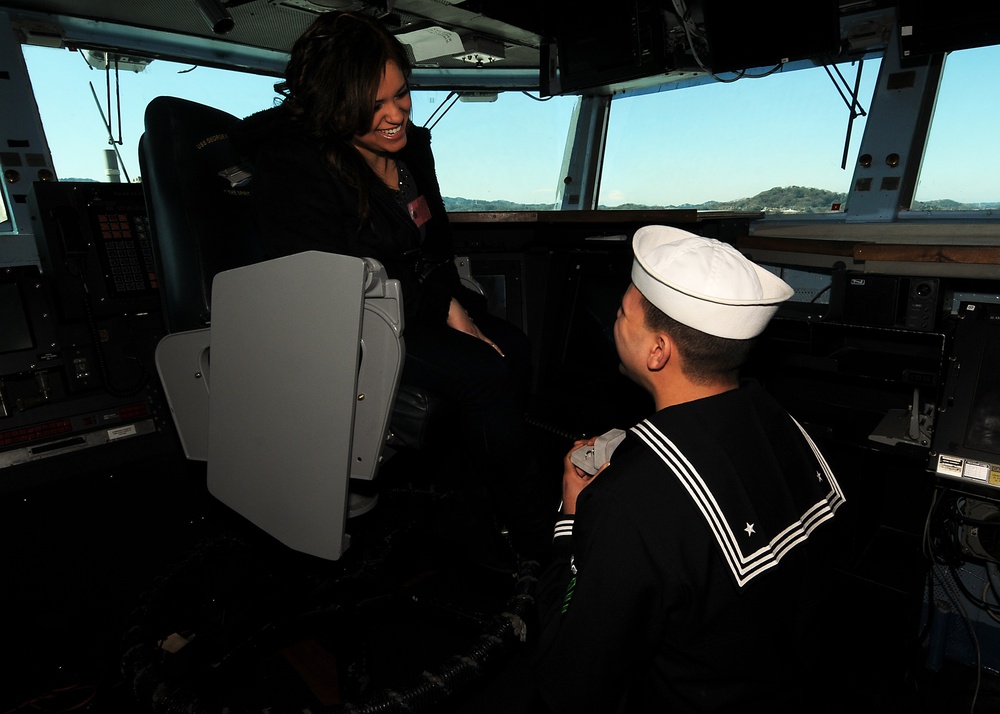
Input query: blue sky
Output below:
<box><xmin>22</xmin><ymin>43</ymin><xmax>1000</xmax><ymax>207</ymax></box>
<box><xmin>23</xmin><ymin>47</ymin><xmax>279</xmax><ymax>184</ymax></box>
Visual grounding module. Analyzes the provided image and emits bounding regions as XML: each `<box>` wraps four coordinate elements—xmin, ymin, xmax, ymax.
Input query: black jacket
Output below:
<box><xmin>228</xmin><ymin>105</ymin><xmax>475</xmax><ymax>326</ymax></box>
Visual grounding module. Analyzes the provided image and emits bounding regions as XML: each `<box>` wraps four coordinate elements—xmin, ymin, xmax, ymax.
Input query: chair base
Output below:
<box><xmin>349</xmin><ymin>490</ymin><xmax>380</xmax><ymax>518</ymax></box>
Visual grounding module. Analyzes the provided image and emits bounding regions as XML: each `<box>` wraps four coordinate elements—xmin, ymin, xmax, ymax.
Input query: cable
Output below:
<box><xmin>949</xmin><ymin>561</ymin><xmax>1000</xmax><ymax>616</ymax></box>
<box><xmin>934</xmin><ymin>564</ymin><xmax>983</xmax><ymax>714</ymax></box>
<box><xmin>923</xmin><ymin>484</ymin><xmax>1000</xmax><ymax>712</ymax></box>
<box><xmin>988</xmin><ymin>562</ymin><xmax>1000</xmax><ymax>618</ymax></box>
<box><xmin>105</xmin><ymin>56</ymin><xmax>124</xmax><ymax>146</ymax></box>
<box><xmin>87</xmin><ymin>81</ymin><xmax>132</xmax><ymax>183</ymax></box>
<box><xmin>3</xmin><ymin>680</ymin><xmax>97</xmax><ymax>714</ymax></box>
<box><xmin>122</xmin><ymin>527</ymin><xmax>540</xmax><ymax>713</ymax></box>
<box><xmin>78</xmin><ymin>272</ymin><xmax>151</xmax><ymax>399</ymax></box>
<box><xmin>982</xmin><ymin>578</ymin><xmax>1000</xmax><ymax>626</ymax></box>
<box><xmin>809</xmin><ymin>285</ymin><xmax>831</xmax><ymax>304</ymax></box>
<box><xmin>524</xmin><ymin>414</ymin><xmax>582</xmax><ymax>441</ymax></box>
<box><xmin>667</xmin><ymin>1</ymin><xmax>782</xmax><ymax>83</ymax></box>
<box><xmin>46</xmin><ymin>222</ymin><xmax>151</xmax><ymax>400</ymax></box>
<box><xmin>824</xmin><ymin>60</ymin><xmax>868</xmax><ymax>170</ymax></box>
<box><xmin>422</xmin><ymin>91</ymin><xmax>459</xmax><ymax>132</ymax></box>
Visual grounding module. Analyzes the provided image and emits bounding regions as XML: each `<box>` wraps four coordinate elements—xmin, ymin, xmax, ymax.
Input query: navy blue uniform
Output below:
<box><xmin>533</xmin><ymin>380</ymin><xmax>846</xmax><ymax>713</ymax></box>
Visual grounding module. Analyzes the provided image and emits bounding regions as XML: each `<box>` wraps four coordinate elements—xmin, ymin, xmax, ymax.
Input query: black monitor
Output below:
<box><xmin>534</xmin><ymin>245</ymin><xmax>651</xmax><ymax>436</ymax></box>
<box><xmin>0</xmin><ymin>187</ymin><xmax>11</xmax><ymax>233</ymax></box>
<box><xmin>0</xmin><ymin>281</ymin><xmax>33</xmax><ymax>355</ymax></box>
<box><xmin>549</xmin><ymin>0</ymin><xmax>676</xmax><ymax>95</ymax></box>
<box><xmin>897</xmin><ymin>2</ymin><xmax>1000</xmax><ymax>58</ymax></box>
<box><xmin>0</xmin><ymin>266</ymin><xmax>59</xmax><ymax>376</ymax></box>
<box><xmin>701</xmin><ymin>0</ymin><xmax>841</xmax><ymax>74</ymax></box>
<box><xmin>467</xmin><ymin>257</ymin><xmax>525</xmax><ymax>331</ymax></box>
<box><xmin>931</xmin><ymin>302</ymin><xmax>1000</xmax><ymax>493</ymax></box>
<box><xmin>547</xmin><ymin>1</ymin><xmax>842</xmax><ymax>94</ymax></box>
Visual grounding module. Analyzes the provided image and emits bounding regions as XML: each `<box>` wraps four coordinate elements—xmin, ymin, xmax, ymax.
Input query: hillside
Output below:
<box><xmin>444</xmin><ymin>186</ymin><xmax>1000</xmax><ymax>214</ymax></box>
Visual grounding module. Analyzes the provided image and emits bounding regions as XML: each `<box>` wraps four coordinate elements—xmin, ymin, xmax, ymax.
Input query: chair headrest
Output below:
<box><xmin>139</xmin><ymin>96</ymin><xmax>263</xmax><ymax>333</ymax></box>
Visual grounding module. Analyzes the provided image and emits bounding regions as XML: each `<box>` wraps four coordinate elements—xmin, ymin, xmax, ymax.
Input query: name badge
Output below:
<box><xmin>407</xmin><ymin>195</ymin><xmax>432</xmax><ymax>227</ymax></box>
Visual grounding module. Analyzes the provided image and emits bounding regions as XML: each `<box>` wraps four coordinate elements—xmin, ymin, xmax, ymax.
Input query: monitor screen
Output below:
<box><xmin>702</xmin><ymin>0</ymin><xmax>841</xmax><ymax>74</ymax></box>
<box><xmin>467</xmin><ymin>257</ymin><xmax>524</xmax><ymax>330</ymax></box>
<box><xmin>932</xmin><ymin>303</ymin><xmax>1000</xmax><ymax>491</ymax></box>
<box><xmin>0</xmin><ymin>281</ymin><xmax>34</xmax><ymax>354</ymax></box>
<box><xmin>534</xmin><ymin>247</ymin><xmax>651</xmax><ymax>436</ymax></box>
<box><xmin>0</xmin><ymin>185</ymin><xmax>10</xmax><ymax>225</ymax></box>
<box><xmin>897</xmin><ymin>2</ymin><xmax>1000</xmax><ymax>58</ymax></box>
<box><xmin>957</xmin><ymin>320</ymin><xmax>1000</xmax><ymax>455</ymax></box>
<box><xmin>551</xmin><ymin>1</ymin><xmax>677</xmax><ymax>94</ymax></box>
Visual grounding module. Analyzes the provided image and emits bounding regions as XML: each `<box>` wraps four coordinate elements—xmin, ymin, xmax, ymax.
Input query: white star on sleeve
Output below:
<box><xmin>744</xmin><ymin>522</ymin><xmax>755</xmax><ymax>536</ymax></box>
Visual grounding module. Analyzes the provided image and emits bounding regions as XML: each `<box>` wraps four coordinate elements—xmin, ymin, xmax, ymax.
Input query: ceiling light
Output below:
<box><xmin>454</xmin><ymin>36</ymin><xmax>506</xmax><ymax>66</ymax></box>
<box><xmin>193</xmin><ymin>0</ymin><xmax>235</xmax><ymax>35</ymax></box>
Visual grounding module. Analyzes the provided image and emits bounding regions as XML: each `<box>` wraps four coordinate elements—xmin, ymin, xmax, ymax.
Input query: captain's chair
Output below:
<box><xmin>140</xmin><ymin>96</ymin><xmax>427</xmax><ymax>561</ymax></box>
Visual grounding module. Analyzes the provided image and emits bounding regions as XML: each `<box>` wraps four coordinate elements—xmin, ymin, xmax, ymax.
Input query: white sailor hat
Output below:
<box><xmin>630</xmin><ymin>225</ymin><xmax>794</xmax><ymax>340</ymax></box>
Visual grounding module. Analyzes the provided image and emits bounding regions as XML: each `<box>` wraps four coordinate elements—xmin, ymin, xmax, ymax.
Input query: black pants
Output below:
<box><xmin>400</xmin><ymin>311</ymin><xmax>555</xmax><ymax>560</ymax></box>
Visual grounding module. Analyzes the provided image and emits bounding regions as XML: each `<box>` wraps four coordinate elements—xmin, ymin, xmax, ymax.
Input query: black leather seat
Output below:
<box><xmin>139</xmin><ymin>97</ymin><xmax>261</xmax><ymax>333</ymax></box>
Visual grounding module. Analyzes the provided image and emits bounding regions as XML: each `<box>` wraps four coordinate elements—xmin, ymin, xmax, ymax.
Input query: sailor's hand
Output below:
<box><xmin>561</xmin><ymin>438</ymin><xmax>607</xmax><ymax>515</ymax></box>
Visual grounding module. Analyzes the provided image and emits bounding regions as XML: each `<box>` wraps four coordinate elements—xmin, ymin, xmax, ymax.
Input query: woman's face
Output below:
<box><xmin>352</xmin><ymin>60</ymin><xmax>411</xmax><ymax>160</ymax></box>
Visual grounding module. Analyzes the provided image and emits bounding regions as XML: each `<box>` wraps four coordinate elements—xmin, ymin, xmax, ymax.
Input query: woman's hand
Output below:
<box><xmin>446</xmin><ymin>298</ymin><xmax>504</xmax><ymax>357</ymax></box>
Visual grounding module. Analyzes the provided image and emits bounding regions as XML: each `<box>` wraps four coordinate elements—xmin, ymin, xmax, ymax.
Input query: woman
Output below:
<box><xmin>228</xmin><ymin>11</ymin><xmax>554</xmax><ymax>565</ymax></box>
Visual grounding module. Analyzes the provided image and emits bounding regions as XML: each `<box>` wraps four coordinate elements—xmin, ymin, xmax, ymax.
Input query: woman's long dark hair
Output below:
<box><xmin>276</xmin><ymin>11</ymin><xmax>413</xmax><ymax>221</ymax></box>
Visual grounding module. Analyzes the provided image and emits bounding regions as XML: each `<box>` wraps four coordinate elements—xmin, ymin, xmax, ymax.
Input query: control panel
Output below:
<box><xmin>0</xmin><ymin>183</ymin><xmax>170</xmax><ymax>477</ymax></box>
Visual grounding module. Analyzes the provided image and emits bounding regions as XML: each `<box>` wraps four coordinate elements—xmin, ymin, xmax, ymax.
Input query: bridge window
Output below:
<box><xmin>21</xmin><ymin>46</ymin><xmax>276</xmax><ymax>183</ymax></box>
<box><xmin>410</xmin><ymin>90</ymin><xmax>580</xmax><ymax>211</ymax></box>
<box><xmin>0</xmin><ymin>184</ymin><xmax>9</xmax><ymax>229</ymax></box>
<box><xmin>601</xmin><ymin>60</ymin><xmax>879</xmax><ymax>216</ymax></box>
<box><xmin>22</xmin><ymin>45</ymin><xmax>581</xmax><ymax>212</ymax></box>
<box><xmin>912</xmin><ymin>44</ymin><xmax>1000</xmax><ymax>212</ymax></box>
